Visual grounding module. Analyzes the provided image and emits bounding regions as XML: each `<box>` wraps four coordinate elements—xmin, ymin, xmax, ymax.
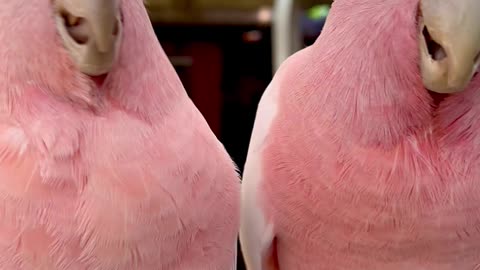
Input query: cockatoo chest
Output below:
<box><xmin>261</xmin><ymin>112</ymin><xmax>480</xmax><ymax>269</ymax></box>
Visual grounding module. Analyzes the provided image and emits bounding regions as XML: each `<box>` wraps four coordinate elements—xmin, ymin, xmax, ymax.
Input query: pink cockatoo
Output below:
<box><xmin>240</xmin><ymin>0</ymin><xmax>480</xmax><ymax>269</ymax></box>
<box><xmin>0</xmin><ymin>0</ymin><xmax>239</xmax><ymax>269</ymax></box>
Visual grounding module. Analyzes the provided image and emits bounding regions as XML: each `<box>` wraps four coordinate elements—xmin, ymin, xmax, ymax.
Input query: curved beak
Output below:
<box><xmin>419</xmin><ymin>0</ymin><xmax>480</xmax><ymax>93</ymax></box>
<box><xmin>83</xmin><ymin>0</ymin><xmax>120</xmax><ymax>53</ymax></box>
<box><xmin>54</xmin><ymin>0</ymin><xmax>122</xmax><ymax>75</ymax></box>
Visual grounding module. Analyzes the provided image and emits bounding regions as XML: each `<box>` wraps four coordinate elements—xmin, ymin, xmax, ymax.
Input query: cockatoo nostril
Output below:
<box><xmin>60</xmin><ymin>11</ymin><xmax>88</xmax><ymax>45</ymax></box>
<box><xmin>422</xmin><ymin>26</ymin><xmax>446</xmax><ymax>62</ymax></box>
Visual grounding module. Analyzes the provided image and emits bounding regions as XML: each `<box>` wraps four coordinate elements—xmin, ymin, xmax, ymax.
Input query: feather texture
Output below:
<box><xmin>0</xmin><ymin>0</ymin><xmax>240</xmax><ymax>269</ymax></box>
<box><xmin>244</xmin><ymin>0</ymin><xmax>480</xmax><ymax>269</ymax></box>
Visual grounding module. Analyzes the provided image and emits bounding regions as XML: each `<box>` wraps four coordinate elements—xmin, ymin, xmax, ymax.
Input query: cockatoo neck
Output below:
<box><xmin>302</xmin><ymin>0</ymin><xmax>434</xmax><ymax>149</ymax></box>
<box><xmin>0</xmin><ymin>0</ymin><xmax>185</xmax><ymax>120</ymax></box>
<box><xmin>100</xmin><ymin>0</ymin><xmax>185</xmax><ymax>121</ymax></box>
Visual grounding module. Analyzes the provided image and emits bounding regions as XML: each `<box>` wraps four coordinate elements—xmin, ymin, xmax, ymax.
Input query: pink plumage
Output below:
<box><xmin>0</xmin><ymin>0</ymin><xmax>239</xmax><ymax>269</ymax></box>
<box><xmin>240</xmin><ymin>0</ymin><xmax>480</xmax><ymax>269</ymax></box>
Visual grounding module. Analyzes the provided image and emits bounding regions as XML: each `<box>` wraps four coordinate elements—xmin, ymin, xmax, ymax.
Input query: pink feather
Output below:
<box><xmin>0</xmin><ymin>0</ymin><xmax>239</xmax><ymax>269</ymax></box>
<box><xmin>259</xmin><ymin>0</ymin><xmax>480</xmax><ymax>269</ymax></box>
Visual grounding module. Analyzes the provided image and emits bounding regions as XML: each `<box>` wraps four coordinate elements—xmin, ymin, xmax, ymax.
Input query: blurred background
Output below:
<box><xmin>146</xmin><ymin>0</ymin><xmax>332</xmax><ymax>268</ymax></box>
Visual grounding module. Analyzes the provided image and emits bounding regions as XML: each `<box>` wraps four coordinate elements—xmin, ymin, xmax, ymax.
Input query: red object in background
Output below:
<box><xmin>164</xmin><ymin>41</ymin><xmax>223</xmax><ymax>137</ymax></box>
<box><xmin>183</xmin><ymin>42</ymin><xmax>223</xmax><ymax>136</ymax></box>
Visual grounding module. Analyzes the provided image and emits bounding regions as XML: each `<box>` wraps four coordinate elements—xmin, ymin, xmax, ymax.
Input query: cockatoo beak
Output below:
<box><xmin>419</xmin><ymin>0</ymin><xmax>480</xmax><ymax>93</ymax></box>
<box><xmin>53</xmin><ymin>0</ymin><xmax>122</xmax><ymax>76</ymax></box>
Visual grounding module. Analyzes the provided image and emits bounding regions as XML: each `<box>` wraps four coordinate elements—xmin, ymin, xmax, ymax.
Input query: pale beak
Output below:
<box><xmin>54</xmin><ymin>0</ymin><xmax>122</xmax><ymax>76</ymax></box>
<box><xmin>419</xmin><ymin>0</ymin><xmax>480</xmax><ymax>93</ymax></box>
